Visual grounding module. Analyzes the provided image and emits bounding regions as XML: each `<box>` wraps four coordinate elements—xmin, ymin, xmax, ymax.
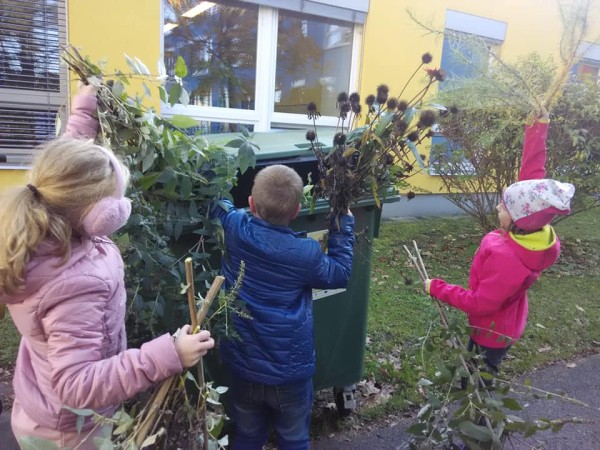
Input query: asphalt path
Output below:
<box><xmin>1</xmin><ymin>353</ymin><xmax>598</xmax><ymax>449</ymax></box>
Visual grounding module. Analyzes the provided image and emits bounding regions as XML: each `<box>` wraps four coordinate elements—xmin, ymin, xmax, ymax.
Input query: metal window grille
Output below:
<box><xmin>0</xmin><ymin>0</ymin><xmax>67</xmax><ymax>166</ymax></box>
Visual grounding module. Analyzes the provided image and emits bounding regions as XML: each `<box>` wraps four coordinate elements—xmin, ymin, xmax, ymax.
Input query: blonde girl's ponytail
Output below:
<box><xmin>0</xmin><ymin>186</ymin><xmax>71</xmax><ymax>294</ymax></box>
<box><xmin>0</xmin><ymin>138</ymin><xmax>124</xmax><ymax>295</ymax></box>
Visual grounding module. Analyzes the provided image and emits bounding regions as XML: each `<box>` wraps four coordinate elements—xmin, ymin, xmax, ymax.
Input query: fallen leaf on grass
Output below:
<box><xmin>538</xmin><ymin>346</ymin><xmax>552</xmax><ymax>353</ymax></box>
<box><xmin>566</xmin><ymin>363</ymin><xmax>577</xmax><ymax>368</ymax></box>
<box><xmin>535</xmin><ymin>323</ymin><xmax>546</xmax><ymax>329</ymax></box>
<box><xmin>575</xmin><ymin>305</ymin><xmax>585</xmax><ymax>313</ymax></box>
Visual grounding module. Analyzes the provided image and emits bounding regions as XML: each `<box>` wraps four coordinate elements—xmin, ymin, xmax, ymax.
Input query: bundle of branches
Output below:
<box><xmin>61</xmin><ymin>46</ymin><xmax>253</xmax><ymax>343</ymax></box>
<box><xmin>305</xmin><ymin>53</ymin><xmax>447</xmax><ymax>216</ymax></box>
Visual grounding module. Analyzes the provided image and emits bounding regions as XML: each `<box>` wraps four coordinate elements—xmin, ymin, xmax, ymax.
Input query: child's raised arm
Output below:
<box><xmin>518</xmin><ymin>107</ymin><xmax>550</xmax><ymax>181</ymax></box>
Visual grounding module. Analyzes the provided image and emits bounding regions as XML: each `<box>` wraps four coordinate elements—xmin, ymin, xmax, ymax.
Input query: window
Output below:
<box><xmin>162</xmin><ymin>0</ymin><xmax>366</xmax><ymax>133</ymax></box>
<box><xmin>0</xmin><ymin>0</ymin><xmax>67</xmax><ymax>167</ymax></box>
<box><xmin>274</xmin><ymin>12</ymin><xmax>353</xmax><ymax>116</ymax></box>
<box><xmin>439</xmin><ymin>10</ymin><xmax>506</xmax><ymax>87</ymax></box>
<box><xmin>430</xmin><ymin>10</ymin><xmax>506</xmax><ymax>174</ymax></box>
<box><xmin>574</xmin><ymin>42</ymin><xmax>600</xmax><ymax>84</ymax></box>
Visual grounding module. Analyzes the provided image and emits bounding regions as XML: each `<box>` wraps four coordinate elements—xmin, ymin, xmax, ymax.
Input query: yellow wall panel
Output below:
<box><xmin>67</xmin><ymin>0</ymin><xmax>162</xmax><ymax>109</ymax></box>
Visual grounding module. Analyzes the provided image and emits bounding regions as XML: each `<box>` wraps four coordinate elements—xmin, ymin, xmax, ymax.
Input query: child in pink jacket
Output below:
<box><xmin>425</xmin><ymin>109</ymin><xmax>575</xmax><ymax>375</ymax></box>
<box><xmin>0</xmin><ymin>86</ymin><xmax>215</xmax><ymax>449</ymax></box>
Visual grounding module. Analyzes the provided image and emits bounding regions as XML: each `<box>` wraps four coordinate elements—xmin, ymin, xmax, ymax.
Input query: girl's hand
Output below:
<box><xmin>174</xmin><ymin>324</ymin><xmax>215</xmax><ymax>368</ymax></box>
<box><xmin>424</xmin><ymin>278</ymin><xmax>432</xmax><ymax>295</ymax></box>
<box><xmin>76</xmin><ymin>81</ymin><xmax>98</xmax><ymax>98</ymax></box>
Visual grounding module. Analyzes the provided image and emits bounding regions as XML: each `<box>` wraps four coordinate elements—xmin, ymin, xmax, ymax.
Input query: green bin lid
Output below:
<box><xmin>204</xmin><ymin>127</ymin><xmax>336</xmax><ymax>161</ymax></box>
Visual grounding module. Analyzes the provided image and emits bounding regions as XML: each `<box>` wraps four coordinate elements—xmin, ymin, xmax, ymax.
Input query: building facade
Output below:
<box><xmin>1</xmin><ymin>0</ymin><xmax>598</xmax><ymax>192</ymax></box>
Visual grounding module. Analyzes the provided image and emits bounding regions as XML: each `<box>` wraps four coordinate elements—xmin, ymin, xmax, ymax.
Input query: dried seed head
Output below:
<box><xmin>394</xmin><ymin>118</ymin><xmax>408</xmax><ymax>134</ymax></box>
<box><xmin>377</xmin><ymin>84</ymin><xmax>389</xmax><ymax>95</ymax></box>
<box><xmin>307</xmin><ymin>102</ymin><xmax>321</xmax><ymax>119</ymax></box>
<box><xmin>376</xmin><ymin>84</ymin><xmax>389</xmax><ymax>105</ymax></box>
<box><xmin>421</xmin><ymin>52</ymin><xmax>433</xmax><ymax>64</ymax></box>
<box><xmin>337</xmin><ymin>92</ymin><xmax>349</xmax><ymax>104</ymax></box>
<box><xmin>349</xmin><ymin>92</ymin><xmax>360</xmax><ymax>105</ymax></box>
<box><xmin>351</xmin><ymin>103</ymin><xmax>362</xmax><ymax>115</ymax></box>
<box><xmin>333</xmin><ymin>132</ymin><xmax>347</xmax><ymax>146</ymax></box>
<box><xmin>306</xmin><ymin>130</ymin><xmax>316</xmax><ymax>142</ymax></box>
<box><xmin>365</xmin><ymin>94</ymin><xmax>376</xmax><ymax>107</ymax></box>
<box><xmin>418</xmin><ymin>109</ymin><xmax>437</xmax><ymax>128</ymax></box>
<box><xmin>387</xmin><ymin>98</ymin><xmax>398</xmax><ymax>110</ymax></box>
<box><xmin>425</xmin><ymin>68</ymin><xmax>446</xmax><ymax>82</ymax></box>
<box><xmin>397</xmin><ymin>100</ymin><xmax>408</xmax><ymax>112</ymax></box>
<box><xmin>407</xmin><ymin>131</ymin><xmax>419</xmax><ymax>142</ymax></box>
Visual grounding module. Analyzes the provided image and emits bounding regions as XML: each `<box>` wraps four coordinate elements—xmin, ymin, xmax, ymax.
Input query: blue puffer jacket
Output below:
<box><xmin>210</xmin><ymin>199</ymin><xmax>355</xmax><ymax>385</ymax></box>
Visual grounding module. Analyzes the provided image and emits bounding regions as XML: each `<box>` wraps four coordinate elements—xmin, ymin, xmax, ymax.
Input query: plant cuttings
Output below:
<box><xmin>305</xmin><ymin>54</ymin><xmax>448</xmax><ymax>217</ymax></box>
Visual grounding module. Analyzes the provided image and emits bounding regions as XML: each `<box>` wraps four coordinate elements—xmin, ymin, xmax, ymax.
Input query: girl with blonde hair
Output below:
<box><xmin>0</xmin><ymin>86</ymin><xmax>214</xmax><ymax>449</ymax></box>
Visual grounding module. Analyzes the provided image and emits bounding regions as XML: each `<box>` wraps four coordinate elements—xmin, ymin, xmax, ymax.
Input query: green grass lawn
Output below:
<box><xmin>363</xmin><ymin>207</ymin><xmax>600</xmax><ymax>414</ymax></box>
<box><xmin>0</xmin><ymin>309</ymin><xmax>19</xmax><ymax>366</ymax></box>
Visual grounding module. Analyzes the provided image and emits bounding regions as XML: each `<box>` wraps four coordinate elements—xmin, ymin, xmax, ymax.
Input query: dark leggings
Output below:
<box><xmin>461</xmin><ymin>339</ymin><xmax>511</xmax><ymax>389</ymax></box>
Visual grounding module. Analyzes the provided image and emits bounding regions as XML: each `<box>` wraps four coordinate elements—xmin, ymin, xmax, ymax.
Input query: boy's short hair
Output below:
<box><xmin>251</xmin><ymin>164</ymin><xmax>303</xmax><ymax>226</ymax></box>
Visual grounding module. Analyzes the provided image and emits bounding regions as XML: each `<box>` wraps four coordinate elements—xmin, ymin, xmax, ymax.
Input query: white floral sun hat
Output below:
<box><xmin>503</xmin><ymin>179</ymin><xmax>575</xmax><ymax>231</ymax></box>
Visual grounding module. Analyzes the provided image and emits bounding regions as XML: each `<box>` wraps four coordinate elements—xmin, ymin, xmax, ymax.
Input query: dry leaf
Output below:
<box><xmin>566</xmin><ymin>363</ymin><xmax>577</xmax><ymax>368</ymax></box>
<box><xmin>538</xmin><ymin>346</ymin><xmax>552</xmax><ymax>353</ymax></box>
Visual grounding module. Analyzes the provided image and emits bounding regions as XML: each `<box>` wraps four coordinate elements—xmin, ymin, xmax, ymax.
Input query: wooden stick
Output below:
<box><xmin>185</xmin><ymin>258</ymin><xmax>199</xmax><ymax>331</ymax></box>
<box><xmin>413</xmin><ymin>240</ymin><xmax>429</xmax><ymax>280</ymax></box>
<box><xmin>184</xmin><ymin>259</ymin><xmax>209</xmax><ymax>450</ymax></box>
<box><xmin>197</xmin><ymin>276</ymin><xmax>224</xmax><ymax>325</ymax></box>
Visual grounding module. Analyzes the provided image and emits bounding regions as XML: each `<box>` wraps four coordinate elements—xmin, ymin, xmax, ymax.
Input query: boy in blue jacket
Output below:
<box><xmin>210</xmin><ymin>164</ymin><xmax>355</xmax><ymax>450</ymax></box>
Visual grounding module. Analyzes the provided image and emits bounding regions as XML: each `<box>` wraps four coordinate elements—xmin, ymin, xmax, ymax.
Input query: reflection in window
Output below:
<box><xmin>575</xmin><ymin>62</ymin><xmax>600</xmax><ymax>84</ymax></box>
<box><xmin>275</xmin><ymin>12</ymin><xmax>352</xmax><ymax>116</ymax></box>
<box><xmin>163</xmin><ymin>1</ymin><xmax>258</xmax><ymax>114</ymax></box>
<box><xmin>185</xmin><ymin>121</ymin><xmax>254</xmax><ymax>136</ymax></box>
<box><xmin>439</xmin><ymin>31</ymin><xmax>502</xmax><ymax>88</ymax></box>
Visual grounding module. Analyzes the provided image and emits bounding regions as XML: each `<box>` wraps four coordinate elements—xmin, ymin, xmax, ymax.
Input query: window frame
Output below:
<box><xmin>160</xmin><ymin>2</ymin><xmax>364</xmax><ymax>132</ymax></box>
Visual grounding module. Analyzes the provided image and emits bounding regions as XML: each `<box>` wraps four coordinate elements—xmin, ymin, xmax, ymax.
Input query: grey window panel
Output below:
<box><xmin>445</xmin><ymin>9</ymin><xmax>507</xmax><ymax>42</ymax></box>
<box><xmin>240</xmin><ymin>0</ymin><xmax>369</xmax><ymax>23</ymax></box>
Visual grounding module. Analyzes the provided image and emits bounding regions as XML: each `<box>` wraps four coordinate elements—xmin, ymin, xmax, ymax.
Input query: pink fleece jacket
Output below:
<box><xmin>429</xmin><ymin>121</ymin><xmax>561</xmax><ymax>348</ymax></box>
<box><xmin>1</xmin><ymin>94</ymin><xmax>183</xmax><ymax>446</ymax></box>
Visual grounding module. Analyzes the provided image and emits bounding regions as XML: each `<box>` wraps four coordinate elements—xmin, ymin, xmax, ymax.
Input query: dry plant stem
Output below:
<box><xmin>184</xmin><ymin>259</ymin><xmax>209</xmax><ymax>450</ymax></box>
<box><xmin>405</xmin><ymin>242</ymin><xmax>498</xmax><ymax>440</ymax></box>
<box><xmin>132</xmin><ymin>376</ymin><xmax>176</xmax><ymax>448</ymax></box>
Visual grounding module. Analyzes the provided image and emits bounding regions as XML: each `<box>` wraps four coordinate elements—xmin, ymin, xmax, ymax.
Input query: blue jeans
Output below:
<box><xmin>230</xmin><ymin>377</ymin><xmax>314</xmax><ymax>450</ymax></box>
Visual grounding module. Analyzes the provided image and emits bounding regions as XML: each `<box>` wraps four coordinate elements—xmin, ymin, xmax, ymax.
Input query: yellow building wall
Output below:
<box><xmin>361</xmin><ymin>0</ymin><xmax>600</xmax><ymax>193</ymax></box>
<box><xmin>0</xmin><ymin>0</ymin><xmax>162</xmax><ymax>191</ymax></box>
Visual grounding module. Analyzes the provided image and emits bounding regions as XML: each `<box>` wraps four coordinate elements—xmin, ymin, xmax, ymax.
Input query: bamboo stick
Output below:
<box><xmin>184</xmin><ymin>258</ymin><xmax>209</xmax><ymax>450</ymax></box>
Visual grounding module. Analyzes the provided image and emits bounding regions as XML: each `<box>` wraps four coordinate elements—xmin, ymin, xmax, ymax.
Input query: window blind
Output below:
<box><xmin>0</xmin><ymin>0</ymin><xmax>67</xmax><ymax>166</ymax></box>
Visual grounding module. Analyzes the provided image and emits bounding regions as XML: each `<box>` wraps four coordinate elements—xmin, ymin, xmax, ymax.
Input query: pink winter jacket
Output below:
<box><xmin>0</xmin><ymin>94</ymin><xmax>183</xmax><ymax>435</ymax></box>
<box><xmin>430</xmin><ymin>121</ymin><xmax>561</xmax><ymax>348</ymax></box>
